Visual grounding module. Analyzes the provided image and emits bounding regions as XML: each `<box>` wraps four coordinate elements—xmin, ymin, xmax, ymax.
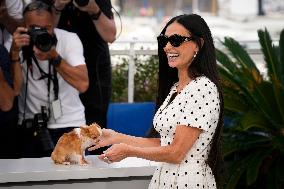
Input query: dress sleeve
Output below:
<box><xmin>178</xmin><ymin>78</ymin><xmax>220</xmax><ymax>132</ymax></box>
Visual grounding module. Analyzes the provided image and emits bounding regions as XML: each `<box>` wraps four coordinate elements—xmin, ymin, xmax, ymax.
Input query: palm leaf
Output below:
<box><xmin>224</xmin><ymin>95</ymin><xmax>248</xmax><ymax>113</ymax></box>
<box><xmin>223</xmin><ymin>133</ymin><xmax>270</xmax><ymax>157</ymax></box>
<box><xmin>240</xmin><ymin>111</ymin><xmax>272</xmax><ymax>131</ymax></box>
<box><xmin>223</xmin><ymin>37</ymin><xmax>260</xmax><ymax>72</ymax></box>
<box><xmin>221</xmin><ymin>37</ymin><xmax>263</xmax><ymax>87</ymax></box>
<box><xmin>219</xmin><ymin>35</ymin><xmax>284</xmax><ymax>129</ymax></box>
<box><xmin>251</xmin><ymin>81</ymin><xmax>283</xmax><ymax>127</ymax></box>
<box><xmin>246</xmin><ymin>148</ymin><xmax>273</xmax><ymax>185</ymax></box>
<box><xmin>267</xmin><ymin>161</ymin><xmax>280</xmax><ymax>189</ymax></box>
<box><xmin>216</xmin><ymin>48</ymin><xmax>239</xmax><ymax>73</ymax></box>
<box><xmin>258</xmin><ymin>28</ymin><xmax>284</xmax><ymax>125</ymax></box>
<box><xmin>217</xmin><ymin>43</ymin><xmax>278</xmax><ymax>124</ymax></box>
<box><xmin>219</xmin><ymin>28</ymin><xmax>284</xmax><ymax>189</ymax></box>
<box><xmin>225</xmin><ymin>153</ymin><xmax>256</xmax><ymax>189</ymax></box>
<box><xmin>218</xmin><ymin>66</ymin><xmax>258</xmax><ymax>106</ymax></box>
<box><xmin>272</xmin><ymin>136</ymin><xmax>284</xmax><ymax>153</ymax></box>
<box><xmin>275</xmin><ymin>157</ymin><xmax>284</xmax><ymax>184</ymax></box>
<box><xmin>271</xmin><ymin>80</ymin><xmax>284</xmax><ymax>125</ymax></box>
<box><xmin>258</xmin><ymin>28</ymin><xmax>280</xmax><ymax>81</ymax></box>
<box><xmin>222</xmin><ymin>84</ymin><xmax>250</xmax><ymax>113</ymax></box>
<box><xmin>279</xmin><ymin>29</ymin><xmax>284</xmax><ymax>83</ymax></box>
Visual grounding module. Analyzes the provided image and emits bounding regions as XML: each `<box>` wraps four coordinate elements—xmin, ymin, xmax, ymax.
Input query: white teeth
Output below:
<box><xmin>167</xmin><ymin>53</ymin><xmax>179</xmax><ymax>58</ymax></box>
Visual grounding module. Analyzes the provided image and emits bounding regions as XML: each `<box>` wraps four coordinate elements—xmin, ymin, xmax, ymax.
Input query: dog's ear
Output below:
<box><xmin>80</xmin><ymin>127</ymin><xmax>90</xmax><ymax>135</ymax></box>
<box><xmin>89</xmin><ymin>124</ymin><xmax>101</xmax><ymax>139</ymax></box>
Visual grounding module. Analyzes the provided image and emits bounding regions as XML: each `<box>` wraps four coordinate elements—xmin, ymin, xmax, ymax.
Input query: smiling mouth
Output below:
<box><xmin>167</xmin><ymin>53</ymin><xmax>179</xmax><ymax>61</ymax></box>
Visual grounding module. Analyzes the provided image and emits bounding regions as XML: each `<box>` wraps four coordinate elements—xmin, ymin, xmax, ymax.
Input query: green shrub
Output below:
<box><xmin>111</xmin><ymin>55</ymin><xmax>158</xmax><ymax>102</ymax></box>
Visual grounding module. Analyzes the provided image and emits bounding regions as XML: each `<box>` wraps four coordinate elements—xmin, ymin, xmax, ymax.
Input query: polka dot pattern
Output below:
<box><xmin>149</xmin><ymin>76</ymin><xmax>220</xmax><ymax>189</ymax></box>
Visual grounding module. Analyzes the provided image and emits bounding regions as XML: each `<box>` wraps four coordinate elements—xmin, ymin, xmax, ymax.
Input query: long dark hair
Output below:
<box><xmin>154</xmin><ymin>14</ymin><xmax>224</xmax><ymax>183</ymax></box>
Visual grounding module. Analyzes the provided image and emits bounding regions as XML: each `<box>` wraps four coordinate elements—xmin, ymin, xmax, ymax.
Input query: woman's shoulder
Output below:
<box><xmin>192</xmin><ymin>76</ymin><xmax>217</xmax><ymax>89</ymax></box>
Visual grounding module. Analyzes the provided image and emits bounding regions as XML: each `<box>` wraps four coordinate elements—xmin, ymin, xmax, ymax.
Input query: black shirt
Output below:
<box><xmin>57</xmin><ymin>0</ymin><xmax>113</xmax><ymax>76</ymax></box>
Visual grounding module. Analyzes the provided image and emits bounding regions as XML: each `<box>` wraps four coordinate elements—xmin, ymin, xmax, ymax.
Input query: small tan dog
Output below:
<box><xmin>51</xmin><ymin>123</ymin><xmax>102</xmax><ymax>165</ymax></box>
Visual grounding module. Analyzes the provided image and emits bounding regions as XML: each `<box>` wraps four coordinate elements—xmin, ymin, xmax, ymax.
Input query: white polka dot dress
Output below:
<box><xmin>149</xmin><ymin>76</ymin><xmax>220</xmax><ymax>189</ymax></box>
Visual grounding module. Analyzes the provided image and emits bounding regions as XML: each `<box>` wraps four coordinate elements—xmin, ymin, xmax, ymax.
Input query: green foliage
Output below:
<box><xmin>111</xmin><ymin>55</ymin><xmax>158</xmax><ymax>102</ymax></box>
<box><xmin>134</xmin><ymin>55</ymin><xmax>159</xmax><ymax>102</ymax></box>
<box><xmin>111</xmin><ymin>57</ymin><xmax>129</xmax><ymax>102</ymax></box>
<box><xmin>217</xmin><ymin>28</ymin><xmax>284</xmax><ymax>189</ymax></box>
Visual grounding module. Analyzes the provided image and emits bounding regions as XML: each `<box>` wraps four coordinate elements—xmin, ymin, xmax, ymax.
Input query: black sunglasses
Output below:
<box><xmin>157</xmin><ymin>34</ymin><xmax>193</xmax><ymax>48</ymax></box>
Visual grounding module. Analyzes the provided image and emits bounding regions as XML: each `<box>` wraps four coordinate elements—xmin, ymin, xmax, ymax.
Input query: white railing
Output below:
<box><xmin>109</xmin><ymin>40</ymin><xmax>266</xmax><ymax>103</ymax></box>
<box><xmin>110</xmin><ymin>41</ymin><xmax>157</xmax><ymax>103</ymax></box>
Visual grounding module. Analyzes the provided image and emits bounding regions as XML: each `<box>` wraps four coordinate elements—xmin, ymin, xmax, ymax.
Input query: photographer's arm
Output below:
<box><xmin>10</xmin><ymin>49</ymin><xmax>23</xmax><ymax>95</ymax></box>
<box><xmin>50</xmin><ymin>50</ymin><xmax>89</xmax><ymax>93</ymax></box>
<box><xmin>0</xmin><ymin>0</ymin><xmax>23</xmax><ymax>34</ymax></box>
<box><xmin>52</xmin><ymin>0</ymin><xmax>71</xmax><ymax>26</ymax></box>
<box><xmin>9</xmin><ymin>27</ymin><xmax>30</xmax><ymax>95</ymax></box>
<box><xmin>79</xmin><ymin>0</ymin><xmax>116</xmax><ymax>43</ymax></box>
<box><xmin>53</xmin><ymin>0</ymin><xmax>116</xmax><ymax>43</ymax></box>
<box><xmin>90</xmin><ymin>10</ymin><xmax>116</xmax><ymax>43</ymax></box>
<box><xmin>0</xmin><ymin>67</ymin><xmax>14</xmax><ymax>111</ymax></box>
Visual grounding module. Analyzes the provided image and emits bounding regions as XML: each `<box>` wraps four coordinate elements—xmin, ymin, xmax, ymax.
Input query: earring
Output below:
<box><xmin>193</xmin><ymin>51</ymin><xmax>198</xmax><ymax>58</ymax></box>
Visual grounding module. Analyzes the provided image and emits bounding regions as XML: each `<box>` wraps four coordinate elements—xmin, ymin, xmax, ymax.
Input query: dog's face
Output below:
<box><xmin>51</xmin><ymin>123</ymin><xmax>102</xmax><ymax>165</ymax></box>
<box><xmin>81</xmin><ymin>124</ymin><xmax>102</xmax><ymax>140</ymax></box>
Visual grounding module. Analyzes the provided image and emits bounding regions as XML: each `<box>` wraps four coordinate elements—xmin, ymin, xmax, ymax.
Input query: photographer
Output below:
<box><xmin>0</xmin><ymin>0</ymin><xmax>23</xmax><ymax>158</ymax></box>
<box><xmin>0</xmin><ymin>44</ymin><xmax>22</xmax><ymax>158</ymax></box>
<box><xmin>0</xmin><ymin>0</ymin><xmax>23</xmax><ymax>50</ymax></box>
<box><xmin>11</xmin><ymin>1</ymin><xmax>89</xmax><ymax>158</ymax></box>
<box><xmin>53</xmin><ymin>0</ymin><xmax>116</xmax><ymax>152</ymax></box>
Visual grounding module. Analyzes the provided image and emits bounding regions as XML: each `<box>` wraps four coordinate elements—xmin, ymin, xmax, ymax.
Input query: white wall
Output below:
<box><xmin>229</xmin><ymin>0</ymin><xmax>258</xmax><ymax>17</ymax></box>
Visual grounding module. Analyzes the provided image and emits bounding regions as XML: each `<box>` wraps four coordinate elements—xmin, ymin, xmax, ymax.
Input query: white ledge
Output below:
<box><xmin>0</xmin><ymin>155</ymin><xmax>158</xmax><ymax>183</ymax></box>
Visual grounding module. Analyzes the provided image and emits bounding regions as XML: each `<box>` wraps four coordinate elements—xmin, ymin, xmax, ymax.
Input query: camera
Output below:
<box><xmin>27</xmin><ymin>26</ymin><xmax>56</xmax><ymax>52</ymax></box>
<box><xmin>74</xmin><ymin>0</ymin><xmax>89</xmax><ymax>7</ymax></box>
<box><xmin>22</xmin><ymin>106</ymin><xmax>54</xmax><ymax>152</ymax></box>
<box><xmin>33</xmin><ymin>106</ymin><xmax>54</xmax><ymax>152</ymax></box>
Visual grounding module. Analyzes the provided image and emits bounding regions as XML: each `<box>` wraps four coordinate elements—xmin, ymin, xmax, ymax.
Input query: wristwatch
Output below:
<box><xmin>50</xmin><ymin>55</ymin><xmax>62</xmax><ymax>67</ymax></box>
<box><xmin>90</xmin><ymin>9</ymin><xmax>102</xmax><ymax>20</ymax></box>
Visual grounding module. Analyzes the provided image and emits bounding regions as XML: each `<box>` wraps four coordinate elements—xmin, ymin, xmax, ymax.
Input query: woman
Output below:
<box><xmin>89</xmin><ymin>14</ymin><xmax>224</xmax><ymax>189</ymax></box>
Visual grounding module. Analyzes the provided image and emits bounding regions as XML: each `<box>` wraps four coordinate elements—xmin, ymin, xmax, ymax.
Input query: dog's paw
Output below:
<box><xmin>79</xmin><ymin>158</ymin><xmax>89</xmax><ymax>166</ymax></box>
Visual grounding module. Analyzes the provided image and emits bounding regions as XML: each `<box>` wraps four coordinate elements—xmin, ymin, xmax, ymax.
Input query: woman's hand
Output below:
<box><xmin>98</xmin><ymin>143</ymin><xmax>131</xmax><ymax>163</ymax></box>
<box><xmin>88</xmin><ymin>129</ymin><xmax>117</xmax><ymax>151</ymax></box>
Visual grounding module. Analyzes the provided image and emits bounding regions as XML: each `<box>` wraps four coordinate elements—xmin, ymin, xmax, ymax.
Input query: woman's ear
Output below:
<box><xmin>200</xmin><ymin>38</ymin><xmax>204</xmax><ymax>48</ymax></box>
<box><xmin>197</xmin><ymin>38</ymin><xmax>204</xmax><ymax>50</ymax></box>
<box><xmin>194</xmin><ymin>38</ymin><xmax>204</xmax><ymax>52</ymax></box>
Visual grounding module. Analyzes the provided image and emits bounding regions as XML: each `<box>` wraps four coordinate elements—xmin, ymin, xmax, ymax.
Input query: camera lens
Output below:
<box><xmin>34</xmin><ymin>32</ymin><xmax>53</xmax><ymax>52</ymax></box>
<box><xmin>33</xmin><ymin>111</ymin><xmax>54</xmax><ymax>152</ymax></box>
<box><xmin>37</xmin><ymin>127</ymin><xmax>54</xmax><ymax>152</ymax></box>
<box><xmin>74</xmin><ymin>0</ymin><xmax>89</xmax><ymax>7</ymax></box>
<box><xmin>28</xmin><ymin>27</ymin><xmax>55</xmax><ymax>52</ymax></box>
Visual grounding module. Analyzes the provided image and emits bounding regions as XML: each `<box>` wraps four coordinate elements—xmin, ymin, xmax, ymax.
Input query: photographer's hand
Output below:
<box><xmin>11</xmin><ymin>27</ymin><xmax>30</xmax><ymax>52</ymax></box>
<box><xmin>74</xmin><ymin>0</ymin><xmax>116</xmax><ymax>43</ymax></box>
<box><xmin>53</xmin><ymin>0</ymin><xmax>71</xmax><ymax>26</ymax></box>
<box><xmin>53</xmin><ymin>0</ymin><xmax>71</xmax><ymax>11</ymax></box>
<box><xmin>73</xmin><ymin>0</ymin><xmax>100</xmax><ymax>14</ymax></box>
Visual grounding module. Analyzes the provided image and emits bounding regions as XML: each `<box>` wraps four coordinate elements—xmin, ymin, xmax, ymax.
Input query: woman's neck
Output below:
<box><xmin>177</xmin><ymin>70</ymin><xmax>191</xmax><ymax>92</ymax></box>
